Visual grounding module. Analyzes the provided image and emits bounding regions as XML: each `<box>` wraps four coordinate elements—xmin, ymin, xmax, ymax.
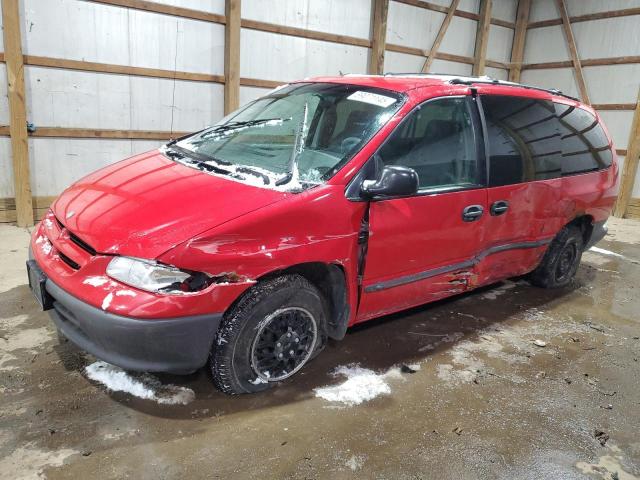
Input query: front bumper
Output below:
<box><xmin>46</xmin><ymin>278</ymin><xmax>222</xmax><ymax>374</ymax></box>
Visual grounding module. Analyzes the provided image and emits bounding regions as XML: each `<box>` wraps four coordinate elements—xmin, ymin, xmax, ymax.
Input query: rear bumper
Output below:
<box><xmin>585</xmin><ymin>220</ymin><xmax>608</xmax><ymax>250</ymax></box>
<box><xmin>45</xmin><ymin>279</ymin><xmax>222</xmax><ymax>374</ymax></box>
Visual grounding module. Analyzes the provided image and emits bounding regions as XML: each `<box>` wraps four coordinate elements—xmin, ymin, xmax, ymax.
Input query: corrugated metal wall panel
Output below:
<box><xmin>567</xmin><ymin>0</ymin><xmax>640</xmax><ymax>16</ymax></box>
<box><xmin>492</xmin><ymin>0</ymin><xmax>517</xmax><ymax>22</ymax></box>
<box><xmin>487</xmin><ymin>25</ymin><xmax>513</xmax><ymax>63</ymax></box>
<box><xmin>387</xmin><ymin>2</ymin><xmax>444</xmax><ymax>50</ymax></box>
<box><xmin>239</xmin><ymin>86</ymin><xmax>272</xmax><ymax>107</ymax></box>
<box><xmin>485</xmin><ymin>66</ymin><xmax>508</xmax><ymax>80</ymax></box>
<box><xmin>0</xmin><ymin>64</ymin><xmax>8</xmax><ymax>125</ymax></box>
<box><xmin>242</xmin><ymin>0</ymin><xmax>373</xmax><ymax>39</ymax></box>
<box><xmin>0</xmin><ymin>139</ymin><xmax>14</xmax><ymax>198</ymax></box>
<box><xmin>24</xmin><ymin>67</ymin><xmax>223</xmax><ymax>135</ymax></box>
<box><xmin>149</xmin><ymin>0</ymin><xmax>225</xmax><ymax>15</ymax></box>
<box><xmin>240</xmin><ymin>29</ymin><xmax>369</xmax><ymax>81</ymax></box>
<box><xmin>439</xmin><ymin>16</ymin><xmax>477</xmax><ymax>57</ymax></box>
<box><xmin>23</xmin><ymin>0</ymin><xmax>225</xmax><ymax>75</ymax></box>
<box><xmin>571</xmin><ymin>17</ymin><xmax>640</xmax><ymax>59</ymax></box>
<box><xmin>529</xmin><ymin>0</ymin><xmax>558</xmax><ymax>23</ymax></box>
<box><xmin>28</xmin><ymin>139</ymin><xmax>162</xmax><ymax>197</ymax></box>
<box><xmin>524</xmin><ymin>26</ymin><xmax>570</xmax><ymax>63</ymax></box>
<box><xmin>584</xmin><ymin>65</ymin><xmax>640</xmax><ymax>105</ymax></box>
<box><xmin>520</xmin><ymin>68</ymin><xmax>579</xmax><ymax>98</ymax></box>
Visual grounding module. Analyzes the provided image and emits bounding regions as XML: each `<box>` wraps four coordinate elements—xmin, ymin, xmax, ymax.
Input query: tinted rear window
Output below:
<box><xmin>555</xmin><ymin>103</ymin><xmax>613</xmax><ymax>175</ymax></box>
<box><xmin>481</xmin><ymin>95</ymin><xmax>561</xmax><ymax>187</ymax></box>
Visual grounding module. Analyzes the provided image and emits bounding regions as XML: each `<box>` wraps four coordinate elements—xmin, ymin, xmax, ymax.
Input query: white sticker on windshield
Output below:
<box><xmin>347</xmin><ymin>91</ymin><xmax>396</xmax><ymax>108</ymax></box>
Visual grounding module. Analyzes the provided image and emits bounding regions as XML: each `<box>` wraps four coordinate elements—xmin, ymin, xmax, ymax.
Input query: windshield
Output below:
<box><xmin>165</xmin><ymin>83</ymin><xmax>404</xmax><ymax>191</ymax></box>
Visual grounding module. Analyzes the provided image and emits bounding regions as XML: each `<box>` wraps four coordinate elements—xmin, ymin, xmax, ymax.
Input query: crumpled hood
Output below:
<box><xmin>51</xmin><ymin>150</ymin><xmax>288</xmax><ymax>259</ymax></box>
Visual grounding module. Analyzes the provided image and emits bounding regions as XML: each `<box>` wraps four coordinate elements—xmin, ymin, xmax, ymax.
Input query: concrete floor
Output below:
<box><xmin>1</xmin><ymin>219</ymin><xmax>639</xmax><ymax>480</ymax></box>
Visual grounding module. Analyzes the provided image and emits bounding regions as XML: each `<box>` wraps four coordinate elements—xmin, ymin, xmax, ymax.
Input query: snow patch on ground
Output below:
<box><xmin>314</xmin><ymin>365</ymin><xmax>401</xmax><ymax>406</ymax></box>
<box><xmin>85</xmin><ymin>361</ymin><xmax>195</xmax><ymax>405</ymax></box>
<box><xmin>480</xmin><ymin>280</ymin><xmax>517</xmax><ymax>300</ymax></box>
<box><xmin>0</xmin><ymin>443</ymin><xmax>78</xmax><ymax>480</ymax></box>
<box><xmin>345</xmin><ymin>454</ymin><xmax>366</xmax><ymax>471</ymax></box>
<box><xmin>591</xmin><ymin>246</ymin><xmax>625</xmax><ymax>258</ymax></box>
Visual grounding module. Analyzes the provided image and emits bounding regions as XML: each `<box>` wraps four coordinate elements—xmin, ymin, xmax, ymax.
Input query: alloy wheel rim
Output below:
<box><xmin>250</xmin><ymin>307</ymin><xmax>318</xmax><ymax>382</ymax></box>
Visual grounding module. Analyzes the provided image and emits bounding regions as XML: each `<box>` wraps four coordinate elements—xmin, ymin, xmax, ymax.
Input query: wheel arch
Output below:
<box><xmin>258</xmin><ymin>262</ymin><xmax>351</xmax><ymax>341</ymax></box>
<box><xmin>567</xmin><ymin>214</ymin><xmax>595</xmax><ymax>249</ymax></box>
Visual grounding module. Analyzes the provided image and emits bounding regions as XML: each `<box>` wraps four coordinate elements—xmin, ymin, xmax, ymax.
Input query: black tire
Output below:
<box><xmin>529</xmin><ymin>225</ymin><xmax>584</xmax><ymax>288</ymax></box>
<box><xmin>210</xmin><ymin>274</ymin><xmax>328</xmax><ymax>395</ymax></box>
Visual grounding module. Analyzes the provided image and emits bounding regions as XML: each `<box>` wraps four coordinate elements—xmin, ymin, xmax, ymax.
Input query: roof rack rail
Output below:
<box><xmin>447</xmin><ymin>76</ymin><xmax>580</xmax><ymax>102</ymax></box>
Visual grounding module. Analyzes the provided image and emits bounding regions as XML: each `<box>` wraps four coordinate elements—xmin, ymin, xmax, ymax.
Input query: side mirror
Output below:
<box><xmin>361</xmin><ymin>165</ymin><xmax>419</xmax><ymax>199</ymax></box>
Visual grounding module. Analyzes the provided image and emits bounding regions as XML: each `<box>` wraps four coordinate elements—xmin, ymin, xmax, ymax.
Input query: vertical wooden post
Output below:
<box><xmin>508</xmin><ymin>0</ymin><xmax>531</xmax><ymax>82</ymax></box>
<box><xmin>472</xmin><ymin>0</ymin><xmax>492</xmax><ymax>76</ymax></box>
<box><xmin>2</xmin><ymin>0</ymin><xmax>33</xmax><ymax>226</ymax></box>
<box><xmin>224</xmin><ymin>0</ymin><xmax>241</xmax><ymax>114</ymax></box>
<box><xmin>556</xmin><ymin>0</ymin><xmax>590</xmax><ymax>104</ymax></box>
<box><xmin>369</xmin><ymin>0</ymin><xmax>389</xmax><ymax>75</ymax></box>
<box><xmin>613</xmin><ymin>87</ymin><xmax>640</xmax><ymax>218</ymax></box>
<box><xmin>421</xmin><ymin>0</ymin><xmax>460</xmax><ymax>73</ymax></box>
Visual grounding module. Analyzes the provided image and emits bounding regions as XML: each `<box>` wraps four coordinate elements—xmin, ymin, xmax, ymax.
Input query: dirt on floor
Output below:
<box><xmin>0</xmin><ymin>218</ymin><xmax>639</xmax><ymax>480</ymax></box>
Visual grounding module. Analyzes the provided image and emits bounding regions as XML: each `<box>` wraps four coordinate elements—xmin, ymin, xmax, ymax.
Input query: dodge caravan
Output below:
<box><xmin>28</xmin><ymin>74</ymin><xmax>618</xmax><ymax>394</ymax></box>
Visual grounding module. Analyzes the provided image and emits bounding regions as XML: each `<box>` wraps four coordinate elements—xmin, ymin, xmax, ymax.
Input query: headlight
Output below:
<box><xmin>106</xmin><ymin>256</ymin><xmax>210</xmax><ymax>294</ymax></box>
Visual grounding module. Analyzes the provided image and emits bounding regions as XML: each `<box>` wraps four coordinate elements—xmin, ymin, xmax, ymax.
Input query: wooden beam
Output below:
<box><xmin>25</xmin><ymin>55</ymin><xmax>225</xmax><ymax>83</ymax></box>
<box><xmin>2</xmin><ymin>0</ymin><xmax>33</xmax><ymax>226</ymax></box>
<box><xmin>241</xmin><ymin>20</ymin><xmax>371</xmax><ymax>48</ymax></box>
<box><xmin>555</xmin><ymin>0</ymin><xmax>590</xmax><ymax>104</ymax></box>
<box><xmin>421</xmin><ymin>0</ymin><xmax>460</xmax><ymax>73</ymax></box>
<box><xmin>29</xmin><ymin>128</ymin><xmax>190</xmax><ymax>140</ymax></box>
<box><xmin>592</xmin><ymin>104</ymin><xmax>636</xmax><ymax>111</ymax></box>
<box><xmin>240</xmin><ymin>77</ymin><xmax>285</xmax><ymax>89</ymax></box>
<box><xmin>86</xmin><ymin>0</ymin><xmax>225</xmax><ymax>24</ymax></box>
<box><xmin>369</xmin><ymin>0</ymin><xmax>389</xmax><ymax>74</ymax></box>
<box><xmin>224</xmin><ymin>0</ymin><xmax>241</xmax><ymax>114</ymax></box>
<box><xmin>528</xmin><ymin>7</ymin><xmax>640</xmax><ymax>29</ymax></box>
<box><xmin>613</xmin><ymin>87</ymin><xmax>640</xmax><ymax>218</ymax></box>
<box><xmin>508</xmin><ymin>0</ymin><xmax>531</xmax><ymax>82</ymax></box>
<box><xmin>0</xmin><ymin>52</ymin><xmax>5</xmax><ymax>62</ymax></box>
<box><xmin>472</xmin><ymin>0</ymin><xmax>492</xmax><ymax>76</ymax></box>
<box><xmin>524</xmin><ymin>55</ymin><xmax>640</xmax><ymax>70</ymax></box>
<box><xmin>0</xmin><ymin>126</ymin><xmax>9</xmax><ymax>136</ymax></box>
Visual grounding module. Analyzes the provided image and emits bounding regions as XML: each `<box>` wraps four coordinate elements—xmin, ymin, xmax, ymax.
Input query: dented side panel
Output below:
<box><xmin>158</xmin><ymin>184</ymin><xmax>366</xmax><ymax>326</ymax></box>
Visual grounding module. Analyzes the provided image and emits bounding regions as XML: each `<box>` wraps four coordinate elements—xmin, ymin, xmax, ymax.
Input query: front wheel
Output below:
<box><xmin>210</xmin><ymin>274</ymin><xmax>327</xmax><ymax>394</ymax></box>
<box><xmin>529</xmin><ymin>225</ymin><xmax>584</xmax><ymax>288</ymax></box>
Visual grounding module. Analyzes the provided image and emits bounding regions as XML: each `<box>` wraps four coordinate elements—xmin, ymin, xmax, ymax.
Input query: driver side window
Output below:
<box><xmin>378</xmin><ymin>96</ymin><xmax>479</xmax><ymax>190</ymax></box>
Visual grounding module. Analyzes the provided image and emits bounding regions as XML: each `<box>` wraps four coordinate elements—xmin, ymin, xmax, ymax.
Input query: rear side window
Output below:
<box><xmin>555</xmin><ymin>103</ymin><xmax>612</xmax><ymax>175</ymax></box>
<box><xmin>481</xmin><ymin>95</ymin><xmax>561</xmax><ymax>187</ymax></box>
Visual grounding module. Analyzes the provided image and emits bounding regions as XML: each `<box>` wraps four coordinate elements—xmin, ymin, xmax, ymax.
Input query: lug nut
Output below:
<box><xmin>287</xmin><ymin>332</ymin><xmax>292</xmax><ymax>338</ymax></box>
<box><xmin>278</xmin><ymin>353</ymin><xmax>283</xmax><ymax>359</ymax></box>
<box><xmin>276</xmin><ymin>342</ymin><xmax>281</xmax><ymax>347</ymax></box>
<box><xmin>289</xmin><ymin>350</ymin><xmax>294</xmax><ymax>355</ymax></box>
<box><xmin>294</xmin><ymin>338</ymin><xmax>299</xmax><ymax>343</ymax></box>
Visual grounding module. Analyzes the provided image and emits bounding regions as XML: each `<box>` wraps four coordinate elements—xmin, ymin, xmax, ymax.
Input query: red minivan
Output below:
<box><xmin>28</xmin><ymin>74</ymin><xmax>618</xmax><ymax>394</ymax></box>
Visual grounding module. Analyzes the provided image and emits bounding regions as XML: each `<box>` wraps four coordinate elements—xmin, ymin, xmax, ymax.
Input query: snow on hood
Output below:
<box><xmin>52</xmin><ymin>150</ymin><xmax>289</xmax><ymax>258</ymax></box>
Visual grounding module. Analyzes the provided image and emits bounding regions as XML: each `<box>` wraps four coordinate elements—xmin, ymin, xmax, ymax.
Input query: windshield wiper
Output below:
<box><xmin>201</xmin><ymin>117</ymin><xmax>289</xmax><ymax>139</ymax></box>
<box><xmin>164</xmin><ymin>144</ymin><xmax>272</xmax><ymax>185</ymax></box>
<box><xmin>275</xmin><ymin>103</ymin><xmax>309</xmax><ymax>187</ymax></box>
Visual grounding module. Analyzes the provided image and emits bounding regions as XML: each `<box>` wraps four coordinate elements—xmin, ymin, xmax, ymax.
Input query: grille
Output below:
<box><xmin>58</xmin><ymin>251</ymin><xmax>81</xmax><ymax>270</ymax></box>
<box><xmin>54</xmin><ymin>216</ymin><xmax>97</xmax><ymax>256</ymax></box>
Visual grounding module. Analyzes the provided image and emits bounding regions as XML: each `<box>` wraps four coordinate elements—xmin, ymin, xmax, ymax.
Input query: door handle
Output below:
<box><xmin>490</xmin><ymin>200</ymin><xmax>509</xmax><ymax>216</ymax></box>
<box><xmin>462</xmin><ymin>204</ymin><xmax>484</xmax><ymax>222</ymax></box>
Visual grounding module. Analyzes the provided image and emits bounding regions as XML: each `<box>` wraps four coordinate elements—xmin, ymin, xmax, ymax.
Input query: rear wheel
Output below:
<box><xmin>529</xmin><ymin>225</ymin><xmax>583</xmax><ymax>288</ymax></box>
<box><xmin>210</xmin><ymin>274</ymin><xmax>327</xmax><ymax>394</ymax></box>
